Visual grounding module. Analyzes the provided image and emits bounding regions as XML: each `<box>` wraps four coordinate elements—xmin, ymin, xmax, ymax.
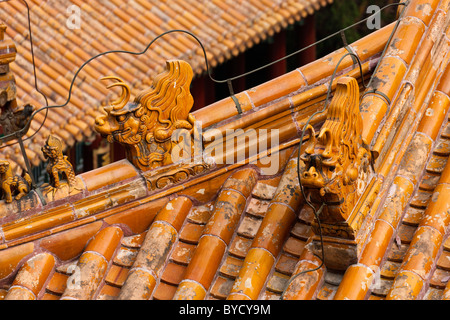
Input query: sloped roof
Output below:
<box><xmin>0</xmin><ymin>16</ymin><xmax>385</xmax><ymax>299</ymax></box>
<box><xmin>2</xmin><ymin>0</ymin><xmax>450</xmax><ymax>301</ymax></box>
<box><xmin>0</xmin><ymin>0</ymin><xmax>332</xmax><ymax>173</ymax></box>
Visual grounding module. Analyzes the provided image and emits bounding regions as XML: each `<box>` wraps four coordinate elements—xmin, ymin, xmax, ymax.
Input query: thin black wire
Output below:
<box><xmin>211</xmin><ymin>1</ymin><xmax>407</xmax><ymax>83</ymax></box>
<box><xmin>0</xmin><ymin>1</ymin><xmax>407</xmax><ymax>149</ymax></box>
<box><xmin>0</xmin><ymin>0</ymin><xmax>49</xmax><ymax>149</ymax></box>
<box><xmin>18</xmin><ymin>0</ymin><xmax>48</xmax><ymax>107</ymax></box>
<box><xmin>281</xmin><ymin>1</ymin><xmax>408</xmax><ymax>299</ymax></box>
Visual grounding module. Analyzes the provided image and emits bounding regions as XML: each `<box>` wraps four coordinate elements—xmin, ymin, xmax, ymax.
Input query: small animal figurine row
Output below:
<box><xmin>0</xmin><ymin>159</ymin><xmax>32</xmax><ymax>203</ymax></box>
<box><xmin>0</xmin><ymin>134</ymin><xmax>79</xmax><ymax>203</ymax></box>
<box><xmin>41</xmin><ymin>134</ymin><xmax>78</xmax><ymax>190</ymax></box>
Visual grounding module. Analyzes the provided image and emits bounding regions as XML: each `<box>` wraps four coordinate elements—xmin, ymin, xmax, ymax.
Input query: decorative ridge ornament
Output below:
<box><xmin>299</xmin><ymin>76</ymin><xmax>375</xmax><ymax>269</ymax></box>
<box><xmin>0</xmin><ymin>159</ymin><xmax>32</xmax><ymax>203</ymax></box>
<box><xmin>95</xmin><ymin>60</ymin><xmax>197</xmax><ymax>171</ymax></box>
<box><xmin>40</xmin><ymin>135</ymin><xmax>83</xmax><ymax>201</ymax></box>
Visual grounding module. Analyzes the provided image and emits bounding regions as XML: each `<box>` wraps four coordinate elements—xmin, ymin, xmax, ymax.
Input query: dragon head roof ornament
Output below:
<box><xmin>95</xmin><ymin>60</ymin><xmax>197</xmax><ymax>172</ymax></box>
<box><xmin>299</xmin><ymin>76</ymin><xmax>376</xmax><ymax>270</ymax></box>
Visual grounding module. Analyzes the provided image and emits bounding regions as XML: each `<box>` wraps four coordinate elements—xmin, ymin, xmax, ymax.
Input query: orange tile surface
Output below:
<box><xmin>4</xmin><ymin>252</ymin><xmax>55</xmax><ymax>300</ymax></box>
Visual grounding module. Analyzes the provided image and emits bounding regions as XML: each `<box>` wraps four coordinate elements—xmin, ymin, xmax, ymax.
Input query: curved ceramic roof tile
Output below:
<box><xmin>60</xmin><ymin>225</ymin><xmax>123</xmax><ymax>300</ymax></box>
<box><xmin>4</xmin><ymin>252</ymin><xmax>55</xmax><ymax>300</ymax></box>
